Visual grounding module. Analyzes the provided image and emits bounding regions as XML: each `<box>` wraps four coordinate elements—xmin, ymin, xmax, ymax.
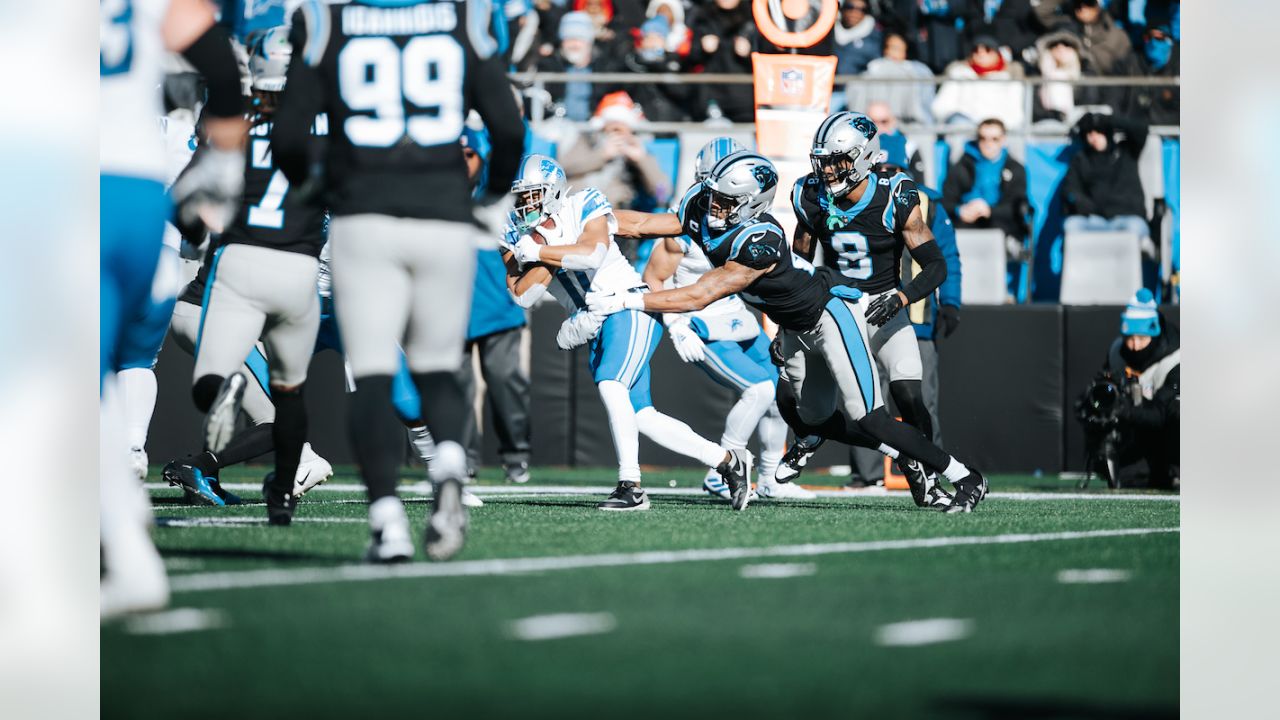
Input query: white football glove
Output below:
<box><xmin>586</xmin><ymin>290</ymin><xmax>644</xmax><ymax>316</ymax></box>
<box><xmin>512</xmin><ymin>234</ymin><xmax>543</xmax><ymax>265</ymax></box>
<box><xmin>170</xmin><ymin>146</ymin><xmax>245</xmax><ymax>233</ymax></box>
<box><xmin>667</xmin><ymin>319</ymin><xmax>707</xmax><ymax>363</ymax></box>
<box><xmin>556</xmin><ymin>308</ymin><xmax>606</xmax><ymax>350</ymax></box>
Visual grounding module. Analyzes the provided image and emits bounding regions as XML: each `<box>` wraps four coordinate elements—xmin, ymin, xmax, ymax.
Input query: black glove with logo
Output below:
<box><xmin>865</xmin><ymin>293</ymin><xmax>904</xmax><ymax>327</ymax></box>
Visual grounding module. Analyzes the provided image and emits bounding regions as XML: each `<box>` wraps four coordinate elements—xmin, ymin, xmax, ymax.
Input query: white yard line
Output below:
<box><xmin>156</xmin><ymin>517</ymin><xmax>367</xmax><ymax>527</ymax></box>
<box><xmin>1057</xmin><ymin>568</ymin><xmax>1134</xmax><ymax>584</ymax></box>
<box><xmin>167</xmin><ymin>527</ymin><xmax>1177</xmax><ymax>595</ymax></box>
<box><xmin>874</xmin><ymin>618</ymin><xmax>974</xmax><ymax>647</ymax></box>
<box><xmin>739</xmin><ymin>563</ymin><xmax>818</xmax><ymax>579</ymax></box>
<box><xmin>145</xmin><ymin>482</ymin><xmax>1180</xmax><ymax>503</ymax></box>
<box><xmin>122</xmin><ymin>608</ymin><xmax>228</xmax><ymax>635</ymax></box>
<box><xmin>506</xmin><ymin>613</ymin><xmax>617</xmax><ymax>641</ymax></box>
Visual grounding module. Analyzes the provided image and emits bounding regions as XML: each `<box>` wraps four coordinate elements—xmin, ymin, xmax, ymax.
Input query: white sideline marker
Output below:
<box><xmin>123</xmin><ymin>608</ymin><xmax>228</xmax><ymax>636</ymax></box>
<box><xmin>507</xmin><ymin>613</ymin><xmax>616</xmax><ymax>641</ymax></box>
<box><xmin>1057</xmin><ymin>568</ymin><xmax>1133</xmax><ymax>584</ymax></box>
<box><xmin>739</xmin><ymin>563</ymin><xmax>817</xmax><ymax>579</ymax></box>
<box><xmin>874</xmin><ymin>618</ymin><xmax>973</xmax><ymax>647</ymax></box>
<box><xmin>167</xmin><ymin>527</ymin><xmax>1178</xmax><ymax>595</ymax></box>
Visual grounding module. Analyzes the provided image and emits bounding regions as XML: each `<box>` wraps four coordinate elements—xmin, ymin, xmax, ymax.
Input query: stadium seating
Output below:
<box><xmin>954</xmin><ymin>229</ymin><xmax>1009</xmax><ymax>305</ymax></box>
<box><xmin>1059</xmin><ymin>229</ymin><xmax>1144</xmax><ymax>304</ymax></box>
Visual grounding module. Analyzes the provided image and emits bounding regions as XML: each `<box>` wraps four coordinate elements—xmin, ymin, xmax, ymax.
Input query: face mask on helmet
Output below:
<box><xmin>811</xmin><ymin>148</ymin><xmax>862</xmax><ymax>197</ymax></box>
<box><xmin>706</xmin><ymin>188</ymin><xmax>745</xmax><ymax>230</ymax></box>
<box><xmin>512</xmin><ymin>187</ymin><xmax>548</xmax><ymax>230</ymax></box>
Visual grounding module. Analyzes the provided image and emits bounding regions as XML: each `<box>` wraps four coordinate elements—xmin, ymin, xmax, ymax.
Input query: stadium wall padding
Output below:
<box><xmin>145</xmin><ymin>304</ymin><xmax>1178</xmax><ymax>475</ymax></box>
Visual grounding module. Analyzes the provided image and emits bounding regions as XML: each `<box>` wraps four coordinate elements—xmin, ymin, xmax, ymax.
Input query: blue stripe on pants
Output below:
<box><xmin>696</xmin><ymin>333</ymin><xmax>778</xmax><ymax>391</ymax></box>
<box><xmin>823</xmin><ymin>296</ymin><xmax>877</xmax><ymax>413</ymax></box>
<box><xmin>590</xmin><ymin>309</ymin><xmax>662</xmax><ymax>388</ymax></box>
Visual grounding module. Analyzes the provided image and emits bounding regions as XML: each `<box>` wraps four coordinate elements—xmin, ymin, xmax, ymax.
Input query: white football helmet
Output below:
<box><xmin>250</xmin><ymin>26</ymin><xmax>291</xmax><ymax>93</ymax></box>
<box><xmin>810</xmin><ymin>111</ymin><xmax>880</xmax><ymax>197</ymax></box>
<box><xmin>693</xmin><ymin>137</ymin><xmax>747</xmax><ymax>182</ymax></box>
<box><xmin>510</xmin><ymin>154</ymin><xmax>569</xmax><ymax>230</ymax></box>
<box><xmin>702</xmin><ymin>151</ymin><xmax>779</xmax><ymax>231</ymax></box>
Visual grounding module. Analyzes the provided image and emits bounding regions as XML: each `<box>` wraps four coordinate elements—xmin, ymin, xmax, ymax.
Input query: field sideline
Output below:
<box><xmin>103</xmin><ymin>466</ymin><xmax>1179</xmax><ymax>719</ymax></box>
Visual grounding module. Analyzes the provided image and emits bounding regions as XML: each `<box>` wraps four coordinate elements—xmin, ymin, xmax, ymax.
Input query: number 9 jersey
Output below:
<box><xmin>277</xmin><ymin>0</ymin><xmax>524</xmax><ymax>222</ymax></box>
<box><xmin>791</xmin><ymin>169</ymin><xmax>921</xmax><ymax>295</ymax></box>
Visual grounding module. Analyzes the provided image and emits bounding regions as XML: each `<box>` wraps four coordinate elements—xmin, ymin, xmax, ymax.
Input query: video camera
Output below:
<box><xmin>1074</xmin><ymin>373</ymin><xmax>1127</xmax><ymax>489</ymax></box>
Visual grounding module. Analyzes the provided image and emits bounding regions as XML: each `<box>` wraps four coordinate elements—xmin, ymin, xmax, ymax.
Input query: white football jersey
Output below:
<box><xmin>671</xmin><ymin>235</ymin><xmax>747</xmax><ymax>318</ymax></box>
<box><xmin>101</xmin><ymin>0</ymin><xmax>171</xmax><ymax>179</ymax></box>
<box><xmin>512</xmin><ymin>187</ymin><xmax>645</xmax><ymax>313</ymax></box>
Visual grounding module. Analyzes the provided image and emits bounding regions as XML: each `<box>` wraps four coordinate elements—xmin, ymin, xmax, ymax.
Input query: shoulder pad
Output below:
<box><xmin>729</xmin><ymin>221</ymin><xmax>785</xmax><ymax>269</ymax></box>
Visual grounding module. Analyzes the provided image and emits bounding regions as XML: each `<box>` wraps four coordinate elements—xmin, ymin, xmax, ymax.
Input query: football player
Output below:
<box><xmin>781</xmin><ymin>111</ymin><xmax>957</xmax><ymax>505</ymax></box>
<box><xmin>641</xmin><ymin>138</ymin><xmax>813</xmax><ymax>501</ymax></box>
<box><xmin>589</xmin><ymin>151</ymin><xmax>988</xmax><ymax>513</ymax></box>
<box><xmin>272</xmin><ymin>0</ymin><xmax>525</xmax><ymax>561</ymax></box>
<box><xmin>502</xmin><ymin>154</ymin><xmax>753</xmax><ymax>511</ymax></box>
<box><xmin>101</xmin><ymin>0</ymin><xmax>248</xmax><ymax>617</ymax></box>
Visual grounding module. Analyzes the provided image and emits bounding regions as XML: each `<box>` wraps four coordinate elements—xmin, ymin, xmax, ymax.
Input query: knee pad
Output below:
<box><xmin>192</xmin><ymin>374</ymin><xmax>225</xmax><ymax>413</ymax></box>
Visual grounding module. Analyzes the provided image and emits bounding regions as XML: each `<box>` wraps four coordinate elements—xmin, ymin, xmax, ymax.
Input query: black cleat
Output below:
<box><xmin>425</xmin><ymin>478</ymin><xmax>469</xmax><ymax>560</ymax></box>
<box><xmin>717</xmin><ymin>448</ymin><xmax>754</xmax><ymax>511</ymax></box>
<box><xmin>597</xmin><ymin>481</ymin><xmax>650</xmax><ymax>511</ymax></box>
<box><xmin>162</xmin><ymin>460</ymin><xmax>225</xmax><ymax>507</ymax></box>
<box><xmin>262</xmin><ymin>472</ymin><xmax>298</xmax><ymax>526</ymax></box>
<box><xmin>897</xmin><ymin>457</ymin><xmax>952</xmax><ymax>509</ymax></box>
<box><xmin>776</xmin><ymin>435</ymin><xmax>823</xmax><ymax>483</ymax></box>
<box><xmin>943</xmin><ymin>470</ymin><xmax>988</xmax><ymax>514</ymax></box>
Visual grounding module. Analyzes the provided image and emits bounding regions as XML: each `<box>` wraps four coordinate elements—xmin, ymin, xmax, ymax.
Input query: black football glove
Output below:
<box><xmin>865</xmin><ymin>293</ymin><xmax>904</xmax><ymax>327</ymax></box>
<box><xmin>769</xmin><ymin>335</ymin><xmax>786</xmax><ymax>369</ymax></box>
<box><xmin>936</xmin><ymin>305</ymin><xmax>960</xmax><ymax>339</ymax></box>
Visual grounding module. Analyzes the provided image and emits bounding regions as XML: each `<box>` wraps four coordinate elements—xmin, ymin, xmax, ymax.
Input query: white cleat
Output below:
<box><xmin>293</xmin><ymin>446</ymin><xmax>333</xmax><ymax>498</ymax></box>
<box><xmin>101</xmin><ymin>530</ymin><xmax>169</xmax><ymax>621</ymax></box>
<box><xmin>202</xmin><ymin>373</ymin><xmax>245</xmax><ymax>455</ymax></box>
<box><xmin>756</xmin><ymin>478</ymin><xmax>817</xmax><ymax>500</ymax></box>
<box><xmin>129</xmin><ymin>447</ymin><xmax>149</xmax><ymax>482</ymax></box>
<box><xmin>461</xmin><ymin>489</ymin><xmax>484</xmax><ymax>508</ymax></box>
<box><xmin>365</xmin><ymin>496</ymin><xmax>414</xmax><ymax>563</ymax></box>
<box><xmin>425</xmin><ymin>478</ymin><xmax>468</xmax><ymax>561</ymax></box>
<box><xmin>702</xmin><ymin>468</ymin><xmax>731</xmax><ymax>499</ymax></box>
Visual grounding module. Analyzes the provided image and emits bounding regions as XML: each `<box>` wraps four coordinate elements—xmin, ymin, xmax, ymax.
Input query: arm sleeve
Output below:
<box><xmin>179</xmin><ymin>24</ymin><xmax>242</xmax><ymax>119</ymax></box>
<box><xmin>933</xmin><ymin>206</ymin><xmax>962</xmax><ymax>307</ymax></box>
<box><xmin>900</xmin><ymin>239</ymin><xmax>947</xmax><ymax>304</ymax></box>
<box><xmin>272</xmin><ymin>17</ymin><xmax>326</xmax><ymax>186</ymax></box>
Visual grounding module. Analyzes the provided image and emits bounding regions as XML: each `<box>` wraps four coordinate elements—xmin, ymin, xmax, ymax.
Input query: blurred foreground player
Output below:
<box><xmin>272</xmin><ymin>0</ymin><xmax>524</xmax><ymax>561</ymax></box>
<box><xmin>101</xmin><ymin>0</ymin><xmax>248</xmax><ymax>617</ymax></box>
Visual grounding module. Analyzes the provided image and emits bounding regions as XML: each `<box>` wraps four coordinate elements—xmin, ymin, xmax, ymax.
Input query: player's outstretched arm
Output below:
<box><xmin>614</xmin><ymin>209</ymin><xmax>683</xmax><ymax>239</ymax></box>
<box><xmin>642</xmin><ymin>237</ymin><xmax>685</xmax><ymax>292</ymax></box>
<box><xmin>515</xmin><ymin>215</ymin><xmax>611</xmax><ymax>269</ymax></box>
<box><xmin>590</xmin><ymin>261</ymin><xmax>766</xmax><ymax>315</ymax></box>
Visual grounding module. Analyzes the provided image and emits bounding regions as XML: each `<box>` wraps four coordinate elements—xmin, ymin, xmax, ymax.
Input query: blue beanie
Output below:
<box><xmin>559</xmin><ymin>11</ymin><xmax>595</xmax><ymax>42</ymax></box>
<box><xmin>641</xmin><ymin>16</ymin><xmax>670</xmax><ymax>37</ymax></box>
<box><xmin>1120</xmin><ymin>289</ymin><xmax>1161</xmax><ymax>337</ymax></box>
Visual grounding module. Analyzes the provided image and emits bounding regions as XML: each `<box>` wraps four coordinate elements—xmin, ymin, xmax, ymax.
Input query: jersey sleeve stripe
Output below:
<box><xmin>727</xmin><ymin>221</ymin><xmax>774</xmax><ymax>261</ymax></box>
<box><xmin>299</xmin><ymin>0</ymin><xmax>331</xmax><ymax>67</ymax></box>
<box><xmin>882</xmin><ymin>173</ymin><xmax>910</xmax><ymax>232</ymax></box>
<box><xmin>466</xmin><ymin>0</ymin><xmax>500</xmax><ymax>60</ymax></box>
<box><xmin>790</xmin><ymin>180</ymin><xmax>810</xmax><ymax>231</ymax></box>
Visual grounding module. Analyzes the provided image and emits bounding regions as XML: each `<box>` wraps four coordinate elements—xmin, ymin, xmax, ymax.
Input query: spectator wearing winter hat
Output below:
<box><xmin>1128</xmin><ymin>21</ymin><xmax>1179</xmax><ymax>126</ymax></box>
<box><xmin>849</xmin><ymin>32</ymin><xmax>935</xmax><ymax>124</ymax></box>
<box><xmin>1034</xmin><ymin>0</ymin><xmax>1134</xmax><ymax>75</ymax></box>
<box><xmin>536</xmin><ymin>11</ymin><xmax>617</xmax><ymax>121</ymax></box>
<box><xmin>559</xmin><ymin>92</ymin><xmax>671</xmax><ymax>218</ymax></box>
<box><xmin>833</xmin><ymin>0</ymin><xmax>882</xmax><ymax>75</ymax></box>
<box><xmin>644</xmin><ymin>0</ymin><xmax>693</xmax><ymax>58</ymax></box>
<box><xmin>619</xmin><ymin>15</ymin><xmax>694</xmax><ymax>121</ymax></box>
<box><xmin>1094</xmin><ymin>289</ymin><xmax>1179</xmax><ymax>488</ymax></box>
<box><xmin>931</xmin><ymin>35</ymin><xmax>1027</xmax><ymax>129</ymax></box>
<box><xmin>943</xmin><ymin>118</ymin><xmax>1029</xmax><ymax>260</ymax></box>
<box><xmin>1062</xmin><ymin>112</ymin><xmax>1154</xmax><ymax>259</ymax></box>
<box><xmin>865</xmin><ymin>101</ymin><xmax>925</xmax><ymax>182</ymax></box>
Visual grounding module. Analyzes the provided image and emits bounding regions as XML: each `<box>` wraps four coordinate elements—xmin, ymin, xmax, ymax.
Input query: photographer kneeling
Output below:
<box><xmin>1078</xmin><ymin>290</ymin><xmax>1180</xmax><ymax>489</ymax></box>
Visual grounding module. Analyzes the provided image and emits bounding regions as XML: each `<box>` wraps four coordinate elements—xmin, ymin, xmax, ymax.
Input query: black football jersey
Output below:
<box><xmin>218</xmin><ymin>115</ymin><xmax>328</xmax><ymax>257</ymax></box>
<box><xmin>792</xmin><ymin>170</ymin><xmax>921</xmax><ymax>295</ymax></box>
<box><xmin>676</xmin><ymin>185</ymin><xmax>847</xmax><ymax>332</ymax></box>
<box><xmin>274</xmin><ymin>0</ymin><xmax>524</xmax><ymax>222</ymax></box>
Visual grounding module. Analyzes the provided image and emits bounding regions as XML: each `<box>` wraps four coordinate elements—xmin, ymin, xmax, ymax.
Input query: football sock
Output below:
<box><xmin>117</xmin><ymin>367</ymin><xmax>157</xmax><ymax>450</ymax></box>
<box><xmin>942</xmin><ymin>457</ymin><xmax>970</xmax><ymax>483</ymax></box>
<box><xmin>208</xmin><ymin>423</ymin><xmax>274</xmax><ymax>471</ymax></box>
<box><xmin>597</xmin><ymin>380</ymin><xmax>641</xmax><ymax>484</ymax></box>
<box><xmin>410</xmin><ymin>371</ymin><xmax>466</xmax><ymax>445</ymax></box>
<box><xmin>879</xmin><ymin>444</ymin><xmax>899</xmax><ymax>460</ymax></box>
<box><xmin>721</xmin><ymin>381</ymin><xmax>775</xmax><ymax>450</ymax></box>
<box><xmin>407</xmin><ymin>424</ymin><xmax>437</xmax><ymax>464</ymax></box>
<box><xmin>635</xmin><ymin>406</ymin><xmax>726</xmax><ymax>468</ymax></box>
<box><xmin>756</xmin><ymin>405</ymin><xmax>788</xmax><ymax>482</ymax></box>
<box><xmin>270</xmin><ymin>385</ymin><xmax>307</xmax><ymax>490</ymax></box>
<box><xmin>858</xmin><ymin>408</ymin><xmax>951</xmax><ymax>474</ymax></box>
<box><xmin>890</xmin><ymin>380</ymin><xmax>933</xmax><ymax>443</ymax></box>
<box><xmin>350</xmin><ymin>375</ymin><xmax>404</xmax><ymax>502</ymax></box>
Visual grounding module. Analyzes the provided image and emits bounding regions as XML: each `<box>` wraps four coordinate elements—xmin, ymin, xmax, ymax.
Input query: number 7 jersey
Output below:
<box><xmin>282</xmin><ymin>0</ymin><xmax>519</xmax><ymax>222</ymax></box>
<box><xmin>791</xmin><ymin>169</ymin><xmax>921</xmax><ymax>295</ymax></box>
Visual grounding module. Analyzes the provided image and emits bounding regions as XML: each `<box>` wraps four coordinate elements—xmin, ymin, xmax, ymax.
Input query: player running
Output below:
<box><xmin>101</xmin><ymin>0</ymin><xmax>249</xmax><ymax>617</ymax></box>
<box><xmin>779</xmin><ymin>111</ymin><xmax>956</xmax><ymax>506</ymax></box>
<box><xmin>501</xmin><ymin>155</ymin><xmax>753</xmax><ymax>511</ymax></box>
<box><xmin>272</xmin><ymin>0</ymin><xmax>525</xmax><ymax>561</ymax></box>
<box><xmin>640</xmin><ymin>138</ymin><xmax>812</xmax><ymax>501</ymax></box>
<box><xmin>589</xmin><ymin>151</ymin><xmax>988</xmax><ymax>513</ymax></box>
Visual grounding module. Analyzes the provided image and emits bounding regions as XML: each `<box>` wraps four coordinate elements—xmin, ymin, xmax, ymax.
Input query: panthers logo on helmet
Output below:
<box><xmin>851</xmin><ymin>114</ymin><xmax>878</xmax><ymax>140</ymax></box>
<box><xmin>752</xmin><ymin>164</ymin><xmax>778</xmax><ymax>191</ymax></box>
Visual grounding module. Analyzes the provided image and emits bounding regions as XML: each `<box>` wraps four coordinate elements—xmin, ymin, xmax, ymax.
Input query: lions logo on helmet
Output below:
<box><xmin>693</xmin><ymin>137</ymin><xmax>747</xmax><ymax>182</ymax></box>
<box><xmin>510</xmin><ymin>154</ymin><xmax>569</xmax><ymax>231</ymax></box>
<box><xmin>702</xmin><ymin>151</ymin><xmax>779</xmax><ymax>231</ymax></box>
<box><xmin>810</xmin><ymin>111</ymin><xmax>881</xmax><ymax>198</ymax></box>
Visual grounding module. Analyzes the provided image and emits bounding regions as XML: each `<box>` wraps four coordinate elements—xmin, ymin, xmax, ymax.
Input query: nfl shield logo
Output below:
<box><xmin>780</xmin><ymin>68</ymin><xmax>804</xmax><ymax>96</ymax></box>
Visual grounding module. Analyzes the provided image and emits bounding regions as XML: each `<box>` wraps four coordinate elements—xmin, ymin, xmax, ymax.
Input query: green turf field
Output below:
<box><xmin>102</xmin><ymin>466</ymin><xmax>1179</xmax><ymax>719</ymax></box>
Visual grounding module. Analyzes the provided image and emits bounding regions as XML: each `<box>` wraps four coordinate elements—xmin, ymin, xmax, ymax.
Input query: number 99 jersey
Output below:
<box><xmin>791</xmin><ymin>169</ymin><xmax>920</xmax><ymax>295</ymax></box>
<box><xmin>285</xmin><ymin>0</ymin><xmax>516</xmax><ymax>222</ymax></box>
